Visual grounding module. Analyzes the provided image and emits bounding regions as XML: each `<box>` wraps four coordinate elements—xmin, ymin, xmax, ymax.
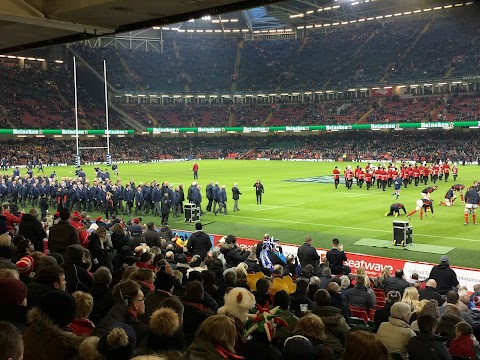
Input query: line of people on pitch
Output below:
<box><xmin>187</xmin><ymin>181</ymin><xmax>242</xmax><ymax>216</ymax></box>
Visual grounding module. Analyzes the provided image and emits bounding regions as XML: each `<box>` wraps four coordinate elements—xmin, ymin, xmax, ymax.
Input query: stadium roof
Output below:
<box><xmin>0</xmin><ymin>0</ymin><xmax>286</xmax><ymax>53</ymax></box>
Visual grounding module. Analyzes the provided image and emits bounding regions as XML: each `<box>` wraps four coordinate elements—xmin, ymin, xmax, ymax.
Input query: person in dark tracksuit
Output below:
<box><xmin>253</xmin><ymin>179</ymin><xmax>264</xmax><ymax>205</ymax></box>
<box><xmin>206</xmin><ymin>181</ymin><xmax>214</xmax><ymax>212</ymax></box>
<box><xmin>161</xmin><ymin>193</ymin><xmax>171</xmax><ymax>224</ymax></box>
<box><xmin>212</xmin><ymin>182</ymin><xmax>220</xmax><ymax>213</ymax></box>
<box><xmin>123</xmin><ymin>184</ymin><xmax>134</xmax><ymax>216</ymax></box>
<box><xmin>214</xmin><ymin>185</ymin><xmax>227</xmax><ymax>215</ymax></box>
<box><xmin>134</xmin><ymin>186</ymin><xmax>144</xmax><ymax>216</ymax></box>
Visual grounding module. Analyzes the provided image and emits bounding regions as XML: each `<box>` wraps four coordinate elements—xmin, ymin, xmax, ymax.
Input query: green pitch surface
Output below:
<box><xmin>53</xmin><ymin>160</ymin><xmax>479</xmax><ymax>268</ymax></box>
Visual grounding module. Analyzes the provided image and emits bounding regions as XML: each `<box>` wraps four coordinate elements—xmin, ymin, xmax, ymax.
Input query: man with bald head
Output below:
<box><xmin>418</xmin><ymin>279</ymin><xmax>444</xmax><ymax>305</ymax></box>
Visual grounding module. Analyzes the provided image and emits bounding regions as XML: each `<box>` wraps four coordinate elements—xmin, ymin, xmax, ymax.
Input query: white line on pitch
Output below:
<box><xmin>346</xmin><ymin>193</ymin><xmax>372</xmax><ymax>197</ymax></box>
<box><xmin>253</xmin><ymin>203</ymin><xmax>306</xmax><ymax>211</ymax></box>
<box><xmin>232</xmin><ymin>215</ymin><xmax>480</xmax><ymax>242</ymax></box>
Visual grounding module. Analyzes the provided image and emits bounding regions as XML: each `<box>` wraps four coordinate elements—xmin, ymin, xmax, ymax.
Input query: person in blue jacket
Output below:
<box><xmin>152</xmin><ymin>183</ymin><xmax>162</xmax><ymax>216</ymax></box>
<box><xmin>123</xmin><ymin>184</ymin><xmax>134</xmax><ymax>216</ymax></box>
<box><xmin>212</xmin><ymin>182</ymin><xmax>220</xmax><ymax>213</ymax></box>
<box><xmin>214</xmin><ymin>185</ymin><xmax>227</xmax><ymax>216</ymax></box>
<box><xmin>134</xmin><ymin>186</ymin><xmax>144</xmax><ymax>216</ymax></box>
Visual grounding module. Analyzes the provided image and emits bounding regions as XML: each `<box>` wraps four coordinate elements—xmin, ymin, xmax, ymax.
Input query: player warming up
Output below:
<box><xmin>464</xmin><ymin>186</ymin><xmax>479</xmax><ymax>225</ymax></box>
<box><xmin>385</xmin><ymin>203</ymin><xmax>407</xmax><ymax>217</ymax></box>
<box><xmin>391</xmin><ymin>176</ymin><xmax>402</xmax><ymax>200</ymax></box>
<box><xmin>440</xmin><ymin>186</ymin><xmax>457</xmax><ymax>207</ymax></box>
<box><xmin>453</xmin><ymin>184</ymin><xmax>465</xmax><ymax>203</ymax></box>
<box><xmin>421</xmin><ymin>185</ymin><xmax>438</xmax><ymax>199</ymax></box>
<box><xmin>407</xmin><ymin>198</ymin><xmax>434</xmax><ymax>220</ymax></box>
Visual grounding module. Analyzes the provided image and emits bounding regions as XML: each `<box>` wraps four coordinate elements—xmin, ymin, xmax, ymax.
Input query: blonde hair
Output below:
<box><xmin>78</xmin><ymin>337</ymin><xmax>103</xmax><ymax>360</ymax></box>
<box><xmin>0</xmin><ymin>269</ymin><xmax>20</xmax><ymax>279</ymax></box>
<box><xmin>414</xmin><ymin>299</ymin><xmax>429</xmax><ymax>313</ymax></box>
<box><xmin>401</xmin><ymin>287</ymin><xmax>419</xmax><ymax>312</ymax></box>
<box><xmin>0</xmin><ymin>234</ymin><xmax>11</xmax><ymax>246</ymax></box>
<box><xmin>379</xmin><ymin>266</ymin><xmax>392</xmax><ymax>283</ymax></box>
<box><xmin>72</xmin><ymin>291</ymin><xmax>94</xmax><ymax>319</ymax></box>
<box><xmin>172</xmin><ymin>270</ymin><xmax>183</xmax><ymax>284</ymax></box>
<box><xmin>149</xmin><ymin>246</ymin><xmax>162</xmax><ymax>257</ymax></box>
<box><xmin>122</xmin><ymin>265</ymin><xmax>139</xmax><ymax>281</ymax></box>
<box><xmin>196</xmin><ymin>315</ymin><xmax>237</xmax><ymax>354</ymax></box>
<box><xmin>356</xmin><ymin>267</ymin><xmax>371</xmax><ymax>288</ymax></box>
<box><xmin>294</xmin><ymin>314</ymin><xmax>326</xmax><ymax>341</ymax></box>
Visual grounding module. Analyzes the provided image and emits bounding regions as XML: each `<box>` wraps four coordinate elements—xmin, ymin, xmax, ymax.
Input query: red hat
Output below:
<box><xmin>133</xmin><ymin>218</ymin><xmax>140</xmax><ymax>224</ymax></box>
<box><xmin>72</xmin><ymin>211</ymin><xmax>81</xmax><ymax>221</ymax></box>
<box><xmin>0</xmin><ymin>278</ymin><xmax>27</xmax><ymax>305</ymax></box>
<box><xmin>54</xmin><ymin>212</ymin><xmax>60</xmax><ymax>218</ymax></box>
<box><xmin>16</xmin><ymin>256</ymin><xmax>34</xmax><ymax>276</ymax></box>
<box><xmin>96</xmin><ymin>216</ymin><xmax>103</xmax><ymax>222</ymax></box>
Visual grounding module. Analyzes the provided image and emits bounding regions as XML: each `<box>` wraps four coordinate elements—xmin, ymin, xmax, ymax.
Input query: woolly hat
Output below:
<box><xmin>16</xmin><ymin>255</ymin><xmax>34</xmax><ymax>276</ymax></box>
<box><xmin>195</xmin><ymin>223</ymin><xmax>202</xmax><ymax>230</ymax></box>
<box><xmin>71</xmin><ymin>211</ymin><xmax>82</xmax><ymax>221</ymax></box>
<box><xmin>386</xmin><ymin>290</ymin><xmax>402</xmax><ymax>304</ymax></box>
<box><xmin>39</xmin><ymin>290</ymin><xmax>76</xmax><ymax>327</ymax></box>
<box><xmin>440</xmin><ymin>255</ymin><xmax>449</xmax><ymax>264</ymax></box>
<box><xmin>218</xmin><ymin>287</ymin><xmax>256</xmax><ymax>322</ymax></box>
<box><xmin>97</xmin><ymin>323</ymin><xmax>136</xmax><ymax>360</ymax></box>
<box><xmin>0</xmin><ymin>278</ymin><xmax>27</xmax><ymax>305</ymax></box>
<box><xmin>245</xmin><ymin>304</ymin><xmax>288</xmax><ymax>342</ymax></box>
<box><xmin>154</xmin><ymin>271</ymin><xmax>175</xmax><ymax>291</ymax></box>
<box><xmin>149</xmin><ymin>308</ymin><xmax>181</xmax><ymax>338</ymax></box>
<box><xmin>283</xmin><ymin>335</ymin><xmax>314</xmax><ymax>360</ymax></box>
<box><xmin>67</xmin><ymin>244</ymin><xmax>84</xmax><ymax>264</ymax></box>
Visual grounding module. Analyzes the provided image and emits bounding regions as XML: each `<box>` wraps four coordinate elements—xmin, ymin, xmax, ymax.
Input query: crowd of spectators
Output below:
<box><xmin>0</xmin><ymin>130</ymin><xmax>478</xmax><ymax>166</ymax></box>
<box><xmin>0</xmin><ymin>211</ymin><xmax>479</xmax><ymax>359</ymax></box>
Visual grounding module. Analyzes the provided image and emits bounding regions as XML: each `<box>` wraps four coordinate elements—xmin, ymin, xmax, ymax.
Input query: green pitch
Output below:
<box><xmin>51</xmin><ymin>160</ymin><xmax>479</xmax><ymax>268</ymax></box>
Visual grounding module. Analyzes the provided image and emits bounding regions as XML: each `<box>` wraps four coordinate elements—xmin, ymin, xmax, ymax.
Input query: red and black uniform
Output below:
<box><xmin>431</xmin><ymin>164</ymin><xmax>440</xmax><ymax>183</ymax></box>
<box><xmin>408</xmin><ymin>166</ymin><xmax>414</xmax><ymax>184</ymax></box>
<box><xmin>374</xmin><ymin>168</ymin><xmax>382</xmax><ymax>188</ymax></box>
<box><xmin>333</xmin><ymin>167</ymin><xmax>340</xmax><ymax>189</ymax></box>
<box><xmin>345</xmin><ymin>169</ymin><xmax>353</xmax><ymax>190</ymax></box>
<box><xmin>386</xmin><ymin>203</ymin><xmax>407</xmax><ymax>216</ymax></box>
<box><xmin>453</xmin><ymin>184</ymin><xmax>465</xmax><ymax>202</ymax></box>
<box><xmin>422</xmin><ymin>186</ymin><xmax>437</xmax><ymax>197</ymax></box>
<box><xmin>358</xmin><ymin>169</ymin><xmax>365</xmax><ymax>188</ymax></box>
<box><xmin>354</xmin><ymin>166</ymin><xmax>360</xmax><ymax>185</ymax></box>
<box><xmin>421</xmin><ymin>166</ymin><xmax>430</xmax><ymax>185</ymax></box>
<box><xmin>365</xmin><ymin>171</ymin><xmax>373</xmax><ymax>190</ymax></box>
<box><xmin>387</xmin><ymin>168</ymin><xmax>393</xmax><ymax>188</ymax></box>
<box><xmin>413</xmin><ymin>166</ymin><xmax>421</xmax><ymax>186</ymax></box>
<box><xmin>402</xmin><ymin>168</ymin><xmax>409</xmax><ymax>188</ymax></box>
<box><xmin>442</xmin><ymin>163</ymin><xmax>450</xmax><ymax>182</ymax></box>
<box><xmin>380</xmin><ymin>168</ymin><xmax>387</xmax><ymax>191</ymax></box>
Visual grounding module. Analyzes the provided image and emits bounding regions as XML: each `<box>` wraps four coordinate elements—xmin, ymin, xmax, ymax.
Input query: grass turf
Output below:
<box><xmin>47</xmin><ymin>160</ymin><xmax>480</xmax><ymax>268</ymax></box>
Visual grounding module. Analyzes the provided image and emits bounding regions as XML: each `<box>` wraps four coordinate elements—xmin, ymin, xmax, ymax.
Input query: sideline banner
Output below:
<box><xmin>188</xmin><ymin>231</ymin><xmax>480</xmax><ymax>292</ymax></box>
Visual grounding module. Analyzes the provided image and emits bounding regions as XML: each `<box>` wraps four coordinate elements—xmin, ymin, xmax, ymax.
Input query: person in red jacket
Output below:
<box><xmin>192</xmin><ymin>162</ymin><xmax>199</xmax><ymax>179</ymax></box>
<box><xmin>2</xmin><ymin>204</ymin><xmax>23</xmax><ymax>235</ymax></box>
<box><xmin>358</xmin><ymin>168</ymin><xmax>365</xmax><ymax>188</ymax></box>
<box><xmin>431</xmin><ymin>163</ymin><xmax>440</xmax><ymax>183</ymax></box>
<box><xmin>452</xmin><ymin>162</ymin><xmax>459</xmax><ymax>181</ymax></box>
<box><xmin>333</xmin><ymin>166</ymin><xmax>340</xmax><ymax>189</ymax></box>
<box><xmin>449</xmin><ymin>322</ymin><xmax>477</xmax><ymax>360</ymax></box>
<box><xmin>442</xmin><ymin>162</ymin><xmax>451</xmax><ymax>182</ymax></box>
<box><xmin>365</xmin><ymin>170</ymin><xmax>373</xmax><ymax>190</ymax></box>
<box><xmin>421</xmin><ymin>165</ymin><xmax>430</xmax><ymax>185</ymax></box>
<box><xmin>413</xmin><ymin>165</ymin><xmax>421</xmax><ymax>187</ymax></box>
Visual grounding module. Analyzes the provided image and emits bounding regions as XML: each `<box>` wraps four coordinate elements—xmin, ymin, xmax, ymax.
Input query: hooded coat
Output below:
<box><xmin>312</xmin><ymin>305</ymin><xmax>350</xmax><ymax>355</ymax></box>
<box><xmin>18</xmin><ymin>213</ymin><xmax>47</xmax><ymax>249</ymax></box>
<box><xmin>62</xmin><ymin>244</ymin><xmax>93</xmax><ymax>294</ymax></box>
<box><xmin>48</xmin><ymin>220</ymin><xmax>80</xmax><ymax>260</ymax></box>
<box><xmin>428</xmin><ymin>263</ymin><xmax>459</xmax><ymax>295</ymax></box>
<box><xmin>23</xmin><ymin>308</ymin><xmax>83</xmax><ymax>360</ymax></box>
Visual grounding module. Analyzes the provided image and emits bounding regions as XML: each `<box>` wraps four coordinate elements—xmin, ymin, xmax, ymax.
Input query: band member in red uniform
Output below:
<box><xmin>365</xmin><ymin>170</ymin><xmax>373</xmax><ymax>190</ymax></box>
<box><xmin>407</xmin><ymin>198</ymin><xmax>434</xmax><ymax>220</ymax></box>
<box><xmin>345</xmin><ymin>166</ymin><xmax>353</xmax><ymax>190</ymax></box>
<box><xmin>374</xmin><ymin>166</ymin><xmax>382</xmax><ymax>188</ymax></box>
<box><xmin>354</xmin><ymin>166</ymin><xmax>360</xmax><ymax>186</ymax></box>
<box><xmin>358</xmin><ymin>168</ymin><xmax>365</xmax><ymax>188</ymax></box>
<box><xmin>408</xmin><ymin>164</ymin><xmax>414</xmax><ymax>184</ymax></box>
<box><xmin>431</xmin><ymin>163</ymin><xmax>440</xmax><ymax>184</ymax></box>
<box><xmin>333</xmin><ymin>166</ymin><xmax>340</xmax><ymax>189</ymax></box>
<box><xmin>387</xmin><ymin>166</ymin><xmax>394</xmax><ymax>188</ymax></box>
<box><xmin>413</xmin><ymin>165</ymin><xmax>421</xmax><ymax>187</ymax></box>
<box><xmin>464</xmin><ymin>185</ymin><xmax>480</xmax><ymax>225</ymax></box>
<box><xmin>421</xmin><ymin>164</ymin><xmax>430</xmax><ymax>185</ymax></box>
<box><xmin>452</xmin><ymin>163</ymin><xmax>459</xmax><ymax>181</ymax></box>
<box><xmin>386</xmin><ymin>203</ymin><xmax>407</xmax><ymax>217</ymax></box>
<box><xmin>380</xmin><ymin>167</ymin><xmax>387</xmax><ymax>191</ymax></box>
<box><xmin>443</xmin><ymin>162</ymin><xmax>451</xmax><ymax>182</ymax></box>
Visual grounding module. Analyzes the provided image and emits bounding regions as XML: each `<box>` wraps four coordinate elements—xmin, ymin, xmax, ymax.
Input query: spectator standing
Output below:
<box><xmin>297</xmin><ymin>235</ymin><xmax>320</xmax><ymax>274</ymax></box>
<box><xmin>325</xmin><ymin>238</ymin><xmax>350</xmax><ymax>275</ymax></box>
<box><xmin>187</xmin><ymin>222</ymin><xmax>212</xmax><ymax>260</ymax></box>
<box><xmin>18</xmin><ymin>208</ymin><xmax>47</xmax><ymax>252</ymax></box>
<box><xmin>428</xmin><ymin>255</ymin><xmax>459</xmax><ymax>295</ymax></box>
<box><xmin>48</xmin><ymin>208</ymin><xmax>79</xmax><ymax>260</ymax></box>
<box><xmin>143</xmin><ymin>222</ymin><xmax>161</xmax><ymax>248</ymax></box>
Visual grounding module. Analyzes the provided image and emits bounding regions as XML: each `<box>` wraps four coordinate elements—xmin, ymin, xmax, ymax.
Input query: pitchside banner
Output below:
<box><xmin>174</xmin><ymin>228</ymin><xmax>480</xmax><ymax>292</ymax></box>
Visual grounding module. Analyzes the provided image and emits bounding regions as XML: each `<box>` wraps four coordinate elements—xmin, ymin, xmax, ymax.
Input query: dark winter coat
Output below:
<box><xmin>144</xmin><ymin>229</ymin><xmax>162</xmax><ymax>248</ymax></box>
<box><xmin>18</xmin><ymin>213</ymin><xmax>47</xmax><ymax>248</ymax></box>
<box><xmin>93</xmin><ymin>304</ymin><xmax>148</xmax><ymax>345</ymax></box>
<box><xmin>220</xmin><ymin>243</ymin><xmax>250</xmax><ymax>268</ymax></box>
<box><xmin>428</xmin><ymin>263</ymin><xmax>459</xmax><ymax>295</ymax></box>
<box><xmin>407</xmin><ymin>332</ymin><xmax>452</xmax><ymax>360</ymax></box>
<box><xmin>26</xmin><ymin>281</ymin><xmax>56</xmax><ymax>308</ymax></box>
<box><xmin>346</xmin><ymin>284</ymin><xmax>375</xmax><ymax>311</ymax></box>
<box><xmin>89</xmin><ymin>284</ymin><xmax>114</xmax><ymax>324</ymax></box>
<box><xmin>182</xmin><ymin>300</ymin><xmax>212</xmax><ymax>346</ymax></box>
<box><xmin>297</xmin><ymin>242</ymin><xmax>320</xmax><ymax>272</ymax></box>
<box><xmin>312</xmin><ymin>305</ymin><xmax>350</xmax><ymax>355</ymax></box>
<box><xmin>290</xmin><ymin>291</ymin><xmax>315</xmax><ymax>317</ymax></box>
<box><xmin>188</xmin><ymin>333</ymin><xmax>243</xmax><ymax>360</ymax></box>
<box><xmin>0</xmin><ymin>304</ymin><xmax>28</xmax><ymax>332</ymax></box>
<box><xmin>386</xmin><ymin>276</ymin><xmax>411</xmax><ymax>295</ymax></box>
<box><xmin>87</xmin><ymin>233</ymin><xmax>113</xmax><ymax>271</ymax></box>
<box><xmin>48</xmin><ymin>220</ymin><xmax>79</xmax><ymax>261</ymax></box>
<box><xmin>239</xmin><ymin>334</ymin><xmax>282</xmax><ymax>360</ymax></box>
<box><xmin>418</xmin><ymin>286</ymin><xmax>445</xmax><ymax>306</ymax></box>
<box><xmin>141</xmin><ymin>290</ymin><xmax>173</xmax><ymax>324</ymax></box>
<box><xmin>187</xmin><ymin>230</ymin><xmax>212</xmax><ymax>260</ymax></box>
<box><xmin>158</xmin><ymin>225</ymin><xmax>174</xmax><ymax>241</ymax></box>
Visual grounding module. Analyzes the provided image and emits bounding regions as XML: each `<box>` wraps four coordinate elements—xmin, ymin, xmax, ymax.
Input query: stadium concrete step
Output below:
<box><xmin>146</xmin><ymin>112</ymin><xmax>158</xmax><ymax>127</ymax></box>
<box><xmin>276</xmin><ymin>37</ymin><xmax>308</xmax><ymax>91</ymax></box>
<box><xmin>231</xmin><ymin>40</ymin><xmax>243</xmax><ymax>92</ymax></box>
<box><xmin>357</xmin><ymin>107</ymin><xmax>374</xmax><ymax>124</ymax></box>
<box><xmin>260</xmin><ymin>112</ymin><xmax>274</xmax><ymax>127</ymax></box>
